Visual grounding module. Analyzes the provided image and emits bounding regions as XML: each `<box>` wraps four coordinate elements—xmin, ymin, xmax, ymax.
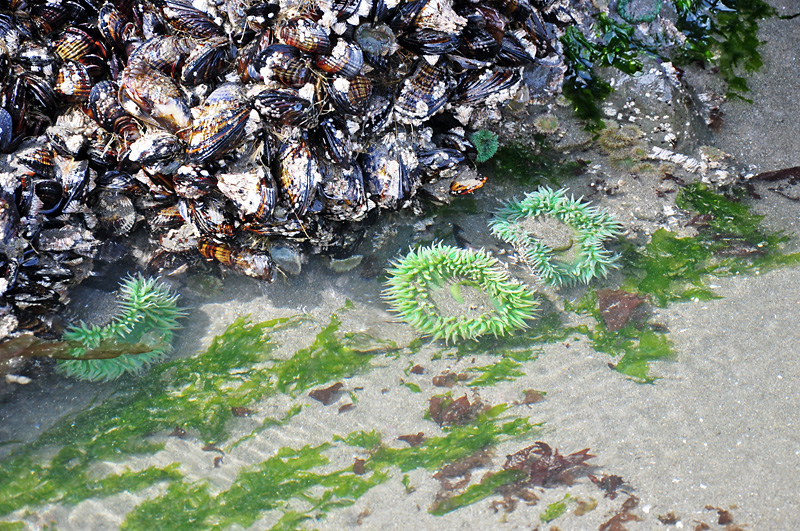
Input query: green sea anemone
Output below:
<box><xmin>383</xmin><ymin>243</ymin><xmax>539</xmax><ymax>343</ymax></box>
<box><xmin>490</xmin><ymin>187</ymin><xmax>622</xmax><ymax>286</ymax></box>
<box><xmin>469</xmin><ymin>129</ymin><xmax>499</xmax><ymax>163</ymax></box>
<box><xmin>57</xmin><ymin>276</ymin><xmax>185</xmax><ymax>382</ymax></box>
<box><xmin>533</xmin><ymin>114</ymin><xmax>560</xmax><ymax>134</ymax></box>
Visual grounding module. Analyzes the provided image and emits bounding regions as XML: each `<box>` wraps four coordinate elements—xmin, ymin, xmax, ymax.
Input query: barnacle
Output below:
<box><xmin>56</xmin><ymin>276</ymin><xmax>185</xmax><ymax>382</ymax></box>
<box><xmin>490</xmin><ymin>187</ymin><xmax>622</xmax><ymax>286</ymax></box>
<box><xmin>383</xmin><ymin>243</ymin><xmax>539</xmax><ymax>343</ymax></box>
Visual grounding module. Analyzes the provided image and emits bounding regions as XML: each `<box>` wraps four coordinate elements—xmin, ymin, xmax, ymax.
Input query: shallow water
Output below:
<box><xmin>3</xmin><ymin>3</ymin><xmax>800</xmax><ymax>530</ymax></box>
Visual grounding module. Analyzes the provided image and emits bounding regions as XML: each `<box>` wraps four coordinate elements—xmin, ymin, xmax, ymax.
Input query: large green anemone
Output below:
<box><xmin>490</xmin><ymin>187</ymin><xmax>622</xmax><ymax>286</ymax></box>
<box><xmin>57</xmin><ymin>275</ymin><xmax>185</xmax><ymax>382</ymax></box>
<box><xmin>383</xmin><ymin>243</ymin><xmax>539</xmax><ymax>343</ymax></box>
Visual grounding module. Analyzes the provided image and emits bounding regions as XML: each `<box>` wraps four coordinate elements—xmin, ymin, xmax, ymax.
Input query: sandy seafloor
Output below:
<box><xmin>2</xmin><ymin>2</ymin><xmax>800</xmax><ymax>530</ymax></box>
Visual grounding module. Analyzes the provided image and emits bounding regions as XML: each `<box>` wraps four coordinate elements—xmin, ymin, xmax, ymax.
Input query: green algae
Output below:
<box><xmin>622</xmin><ymin>228</ymin><xmax>724</xmax><ymax>305</ymax></box>
<box><xmin>429</xmin><ymin>468</ymin><xmax>526</xmax><ymax>516</ymax></box>
<box><xmin>565</xmin><ymin>292</ymin><xmax>674</xmax><ymax>384</ymax></box>
<box><xmin>0</xmin><ymin>311</ymin><xmax>388</xmax><ymax>521</ymax></box>
<box><xmin>123</xmin><ymin>443</ymin><xmax>389</xmax><ymax>530</ymax></box>
<box><xmin>623</xmin><ymin>184</ymin><xmax>800</xmax><ymax>305</ymax></box>
<box><xmin>541</xmin><ymin>493</ymin><xmax>572</xmax><ymax>523</ymax></box>
<box><xmin>227</xmin><ymin>403</ymin><xmax>303</xmax><ymax>451</ymax></box>
<box><xmin>561</xmin><ymin>15</ymin><xmax>645</xmax><ymax>129</ymax></box>
<box><xmin>673</xmin><ymin>0</ymin><xmax>776</xmax><ymax>99</ymax></box>
<box><xmin>491</xmin><ymin>144</ymin><xmax>583</xmax><ymax>188</ymax></box>
<box><xmin>374</xmin><ymin>405</ymin><xmax>539</xmax><ymax>474</ymax></box>
<box><xmin>334</xmin><ymin>430</ymin><xmax>382</xmax><ymax>450</ymax></box>
<box><xmin>561</xmin><ymin>2</ymin><xmax>778</xmax><ymax>127</ymax></box>
<box><xmin>403</xmin><ymin>381</ymin><xmax>423</xmax><ymax>393</ymax></box>
<box><xmin>592</xmin><ymin>324</ymin><xmax>674</xmax><ymax>384</ymax></box>
<box><xmin>401</xmin><ymin>474</ymin><xmax>415</xmax><ymax>493</ymax></box>
<box><xmin>119</xmin><ymin>409</ymin><xmax>537</xmax><ymax>529</ymax></box>
<box><xmin>453</xmin><ymin>312</ymin><xmax>569</xmax><ymax>360</ymax></box>
<box><xmin>466</xmin><ymin>358</ymin><xmax>525</xmax><ymax>387</ymax></box>
<box><xmin>1</xmin><ymin>301</ymin><xmax>546</xmax><ymax>528</ymax></box>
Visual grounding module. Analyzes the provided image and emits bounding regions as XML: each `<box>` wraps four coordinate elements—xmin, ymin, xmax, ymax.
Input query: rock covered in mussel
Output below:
<box><xmin>0</xmin><ymin>0</ymin><xmax>571</xmax><ymax>339</ymax></box>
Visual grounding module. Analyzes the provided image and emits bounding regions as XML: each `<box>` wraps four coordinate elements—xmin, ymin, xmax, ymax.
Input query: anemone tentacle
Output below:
<box><xmin>57</xmin><ymin>275</ymin><xmax>186</xmax><ymax>382</ymax></box>
<box><xmin>383</xmin><ymin>243</ymin><xmax>538</xmax><ymax>343</ymax></box>
<box><xmin>490</xmin><ymin>187</ymin><xmax>622</xmax><ymax>286</ymax></box>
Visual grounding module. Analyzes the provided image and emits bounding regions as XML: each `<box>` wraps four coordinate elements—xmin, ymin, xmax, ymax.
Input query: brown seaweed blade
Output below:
<box><xmin>503</xmin><ymin>441</ymin><xmax>595</xmax><ymax>487</ymax></box>
<box><xmin>0</xmin><ymin>334</ymin><xmax>157</xmax><ymax>362</ymax></box>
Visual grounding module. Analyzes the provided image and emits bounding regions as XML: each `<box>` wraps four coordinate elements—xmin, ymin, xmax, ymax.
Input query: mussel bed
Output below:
<box><xmin>0</xmin><ymin>0</ymin><xmax>576</xmax><ymax>340</ymax></box>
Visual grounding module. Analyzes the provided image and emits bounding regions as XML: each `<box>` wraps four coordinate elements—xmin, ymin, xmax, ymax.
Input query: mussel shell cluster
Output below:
<box><xmin>0</xmin><ymin>0</ymin><xmax>570</xmax><ymax>339</ymax></box>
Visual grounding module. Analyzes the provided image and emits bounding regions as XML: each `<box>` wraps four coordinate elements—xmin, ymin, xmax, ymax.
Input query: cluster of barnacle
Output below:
<box><xmin>0</xmin><ymin>0</ymin><xmax>573</xmax><ymax>337</ymax></box>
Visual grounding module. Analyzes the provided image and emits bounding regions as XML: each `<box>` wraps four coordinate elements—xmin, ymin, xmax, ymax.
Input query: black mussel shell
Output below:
<box><xmin>399</xmin><ymin>29</ymin><xmax>461</xmax><ymax>56</ymax></box>
<box><xmin>275</xmin><ymin>132</ymin><xmax>321</xmax><ymax>217</ymax></box>
<box><xmin>496</xmin><ymin>32</ymin><xmax>537</xmax><ymax>66</ymax></box>
<box><xmin>0</xmin><ymin>108</ymin><xmax>12</xmax><ymax>150</ymax></box>
<box><xmin>319</xmin><ymin>162</ymin><xmax>368</xmax><ymax>222</ymax></box>
<box><xmin>88</xmin><ymin>80</ymin><xmax>140</xmax><ymax>141</ymax></box>
<box><xmin>54</xmin><ymin>61</ymin><xmax>92</xmax><ymax>103</ymax></box>
<box><xmin>58</xmin><ymin>157</ymin><xmax>90</xmax><ymax>211</ymax></box>
<box><xmin>361</xmin><ymin>91</ymin><xmax>393</xmax><ymax>137</ymax></box>
<box><xmin>182</xmin><ymin>195</ymin><xmax>236</xmax><ymax>239</ymax></box>
<box><xmin>186</xmin><ymin>103</ymin><xmax>251</xmax><ymax>163</ymax></box>
<box><xmin>253</xmin><ymin>44</ymin><xmax>313</xmax><ymax>87</ymax></box>
<box><xmin>433</xmin><ymin>131</ymin><xmax>477</xmax><ymax>157</ymax></box>
<box><xmin>327</xmin><ymin>75</ymin><xmax>372</xmax><ymax>116</ymax></box>
<box><xmin>198</xmin><ymin>237</ymin><xmax>274</xmax><ymax>280</ymax></box>
<box><xmin>417</xmin><ymin>148</ymin><xmax>465</xmax><ymax>178</ymax></box>
<box><xmin>360</xmin><ymin>140</ymin><xmax>418</xmax><ymax>210</ymax></box>
<box><xmin>174</xmin><ymin>165</ymin><xmax>216</xmax><ymax>199</ymax></box>
<box><xmin>127</xmin><ymin>132</ymin><xmax>185</xmax><ymax>175</ymax></box>
<box><xmin>119</xmin><ymin>60</ymin><xmax>192</xmax><ymax>134</ymax></box>
<box><xmin>314</xmin><ymin>116</ymin><xmax>353</xmax><ymax>169</ymax></box>
<box><xmin>245</xmin><ymin>3</ymin><xmax>281</xmax><ymax>31</ymax></box>
<box><xmin>279</xmin><ymin>17</ymin><xmax>331</xmax><ymax>54</ymax></box>
<box><xmin>128</xmin><ymin>36</ymin><xmax>194</xmax><ymax>78</ymax></box>
<box><xmin>394</xmin><ymin>62</ymin><xmax>452</xmax><ymax>124</ymax></box>
<box><xmin>15</xmin><ymin>141</ymin><xmax>55</xmax><ymax>179</ymax></box>
<box><xmin>459</xmin><ymin>27</ymin><xmax>501</xmax><ymax>61</ymax></box>
<box><xmin>216</xmin><ymin>165</ymin><xmax>277</xmax><ymax>223</ymax></box>
<box><xmin>92</xmin><ymin>189</ymin><xmax>137</xmax><ymax>237</ymax></box>
<box><xmin>98</xmin><ymin>3</ymin><xmax>129</xmax><ymax>53</ymax></box>
<box><xmin>452</xmin><ymin>67</ymin><xmax>521</xmax><ymax>105</ymax></box>
<box><xmin>332</xmin><ymin>0</ymin><xmax>363</xmax><ymax>22</ymax></box>
<box><xmin>181</xmin><ymin>37</ymin><xmax>236</xmax><ymax>86</ymax></box>
<box><xmin>34</xmin><ymin>180</ymin><xmax>63</xmax><ymax>215</ymax></box>
<box><xmin>314</xmin><ymin>39</ymin><xmax>364</xmax><ymax>79</ymax></box>
<box><xmin>254</xmin><ymin>88</ymin><xmax>316</xmax><ymax>128</ymax></box>
<box><xmin>20</xmin><ymin>72</ymin><xmax>58</xmax><ymax>114</ymax></box>
<box><xmin>389</xmin><ymin>0</ymin><xmax>425</xmax><ymax>32</ymax></box>
<box><xmin>152</xmin><ymin>0</ymin><xmax>225</xmax><ymax>38</ymax></box>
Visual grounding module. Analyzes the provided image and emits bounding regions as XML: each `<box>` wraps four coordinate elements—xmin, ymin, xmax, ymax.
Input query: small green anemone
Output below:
<box><xmin>469</xmin><ymin>129</ymin><xmax>499</xmax><ymax>163</ymax></box>
<box><xmin>490</xmin><ymin>187</ymin><xmax>622</xmax><ymax>286</ymax></box>
<box><xmin>383</xmin><ymin>243</ymin><xmax>539</xmax><ymax>343</ymax></box>
<box><xmin>57</xmin><ymin>275</ymin><xmax>185</xmax><ymax>382</ymax></box>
